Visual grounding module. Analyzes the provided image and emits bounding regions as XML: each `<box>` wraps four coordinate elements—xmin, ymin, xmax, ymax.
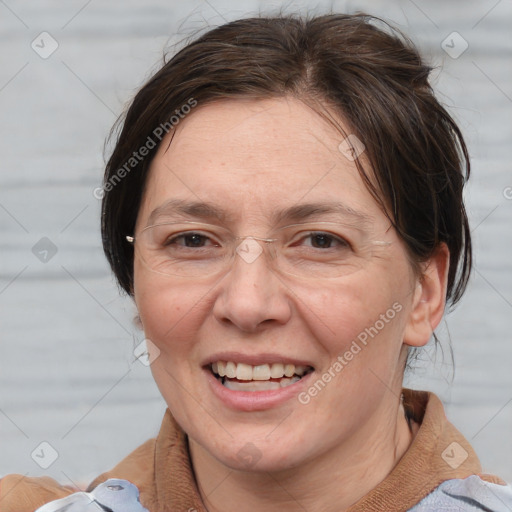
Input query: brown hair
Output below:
<box><xmin>101</xmin><ymin>13</ymin><xmax>471</xmax><ymax>309</ymax></box>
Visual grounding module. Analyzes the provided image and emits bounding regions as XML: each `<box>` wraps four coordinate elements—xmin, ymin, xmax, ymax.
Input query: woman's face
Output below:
<box><xmin>133</xmin><ymin>97</ymin><xmax>426</xmax><ymax>472</ymax></box>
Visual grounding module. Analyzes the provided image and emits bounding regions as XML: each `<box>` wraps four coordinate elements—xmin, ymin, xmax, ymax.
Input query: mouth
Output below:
<box><xmin>210</xmin><ymin>361</ymin><xmax>314</xmax><ymax>392</ymax></box>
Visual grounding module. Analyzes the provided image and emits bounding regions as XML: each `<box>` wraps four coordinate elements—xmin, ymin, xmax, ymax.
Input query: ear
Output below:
<box><xmin>403</xmin><ymin>243</ymin><xmax>450</xmax><ymax>347</ymax></box>
<box><xmin>133</xmin><ymin>312</ymin><xmax>144</xmax><ymax>330</ymax></box>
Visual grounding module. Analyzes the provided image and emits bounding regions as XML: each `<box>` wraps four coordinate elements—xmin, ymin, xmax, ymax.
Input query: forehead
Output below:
<box><xmin>137</xmin><ymin>97</ymin><xmax>385</xmax><ymax>229</ymax></box>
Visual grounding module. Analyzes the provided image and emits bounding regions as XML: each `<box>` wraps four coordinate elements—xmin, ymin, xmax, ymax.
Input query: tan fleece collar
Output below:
<box><xmin>88</xmin><ymin>389</ymin><xmax>483</xmax><ymax>512</ymax></box>
<box><xmin>346</xmin><ymin>389</ymin><xmax>482</xmax><ymax>511</ymax></box>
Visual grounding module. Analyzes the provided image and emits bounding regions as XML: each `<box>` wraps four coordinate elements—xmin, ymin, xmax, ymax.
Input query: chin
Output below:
<box><xmin>194</xmin><ymin>428</ymin><xmax>313</xmax><ymax>474</ymax></box>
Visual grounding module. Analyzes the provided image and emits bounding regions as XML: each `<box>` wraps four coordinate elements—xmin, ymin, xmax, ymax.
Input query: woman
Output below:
<box><xmin>2</xmin><ymin>13</ymin><xmax>511</xmax><ymax>512</ymax></box>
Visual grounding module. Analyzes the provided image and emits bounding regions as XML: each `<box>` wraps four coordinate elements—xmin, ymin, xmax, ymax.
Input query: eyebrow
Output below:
<box><xmin>146</xmin><ymin>199</ymin><xmax>373</xmax><ymax>228</ymax></box>
<box><xmin>147</xmin><ymin>199</ymin><xmax>231</xmax><ymax>225</ymax></box>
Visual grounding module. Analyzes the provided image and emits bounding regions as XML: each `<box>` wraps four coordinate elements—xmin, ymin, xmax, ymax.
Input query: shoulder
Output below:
<box><xmin>0</xmin><ymin>438</ymin><xmax>157</xmax><ymax>512</ymax></box>
<box><xmin>409</xmin><ymin>474</ymin><xmax>512</xmax><ymax>511</ymax></box>
<box><xmin>0</xmin><ymin>475</ymin><xmax>148</xmax><ymax>512</ymax></box>
<box><xmin>0</xmin><ymin>474</ymin><xmax>75</xmax><ymax>512</ymax></box>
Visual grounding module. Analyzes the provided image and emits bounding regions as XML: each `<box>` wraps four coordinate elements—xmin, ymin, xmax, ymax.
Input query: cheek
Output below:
<box><xmin>293</xmin><ymin>273</ymin><xmax>402</xmax><ymax>345</ymax></box>
<box><xmin>292</xmin><ymin>273</ymin><xmax>412</xmax><ymax>391</ymax></box>
<box><xmin>134</xmin><ymin>267</ymin><xmax>205</xmax><ymax>357</ymax></box>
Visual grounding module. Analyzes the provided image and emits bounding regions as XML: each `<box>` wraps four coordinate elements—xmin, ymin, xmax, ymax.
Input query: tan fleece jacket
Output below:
<box><xmin>0</xmin><ymin>389</ymin><xmax>505</xmax><ymax>512</ymax></box>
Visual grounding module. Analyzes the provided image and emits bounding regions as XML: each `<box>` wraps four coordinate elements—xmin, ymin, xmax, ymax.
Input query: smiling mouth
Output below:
<box><xmin>210</xmin><ymin>361</ymin><xmax>314</xmax><ymax>391</ymax></box>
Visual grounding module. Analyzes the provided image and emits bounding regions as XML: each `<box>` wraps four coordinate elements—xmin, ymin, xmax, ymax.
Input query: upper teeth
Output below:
<box><xmin>212</xmin><ymin>361</ymin><xmax>310</xmax><ymax>380</ymax></box>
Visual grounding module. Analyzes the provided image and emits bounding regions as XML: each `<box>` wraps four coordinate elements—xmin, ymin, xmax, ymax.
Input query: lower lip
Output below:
<box><xmin>204</xmin><ymin>368</ymin><xmax>313</xmax><ymax>412</ymax></box>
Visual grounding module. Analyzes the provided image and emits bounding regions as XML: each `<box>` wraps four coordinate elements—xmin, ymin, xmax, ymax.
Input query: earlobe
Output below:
<box><xmin>133</xmin><ymin>309</ymin><xmax>144</xmax><ymax>330</ymax></box>
<box><xmin>403</xmin><ymin>244</ymin><xmax>450</xmax><ymax>347</ymax></box>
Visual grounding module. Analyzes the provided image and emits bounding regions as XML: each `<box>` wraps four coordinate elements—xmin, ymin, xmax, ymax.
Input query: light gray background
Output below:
<box><xmin>1</xmin><ymin>0</ymin><xmax>511</xmax><ymax>488</ymax></box>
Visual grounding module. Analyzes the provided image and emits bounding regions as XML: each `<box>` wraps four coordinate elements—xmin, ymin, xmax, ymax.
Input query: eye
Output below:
<box><xmin>301</xmin><ymin>232</ymin><xmax>350</xmax><ymax>250</ymax></box>
<box><xmin>166</xmin><ymin>232</ymin><xmax>217</xmax><ymax>248</ymax></box>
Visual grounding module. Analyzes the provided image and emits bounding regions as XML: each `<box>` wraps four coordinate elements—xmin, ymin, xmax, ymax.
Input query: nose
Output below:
<box><xmin>212</xmin><ymin>238</ymin><xmax>292</xmax><ymax>332</ymax></box>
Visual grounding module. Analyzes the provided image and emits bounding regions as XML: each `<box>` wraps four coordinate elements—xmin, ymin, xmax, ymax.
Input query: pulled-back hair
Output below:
<box><xmin>101</xmin><ymin>13</ymin><xmax>471</xmax><ymax>308</ymax></box>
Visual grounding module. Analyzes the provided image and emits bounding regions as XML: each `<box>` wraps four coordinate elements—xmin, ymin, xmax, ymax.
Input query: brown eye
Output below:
<box><xmin>166</xmin><ymin>233</ymin><xmax>212</xmax><ymax>247</ymax></box>
<box><xmin>304</xmin><ymin>233</ymin><xmax>349</xmax><ymax>249</ymax></box>
<box><xmin>182</xmin><ymin>234</ymin><xmax>208</xmax><ymax>247</ymax></box>
<box><xmin>310</xmin><ymin>233</ymin><xmax>333</xmax><ymax>248</ymax></box>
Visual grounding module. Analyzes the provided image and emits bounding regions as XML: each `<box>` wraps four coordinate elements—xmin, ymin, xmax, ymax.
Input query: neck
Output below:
<box><xmin>189</xmin><ymin>397</ymin><xmax>415</xmax><ymax>512</ymax></box>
